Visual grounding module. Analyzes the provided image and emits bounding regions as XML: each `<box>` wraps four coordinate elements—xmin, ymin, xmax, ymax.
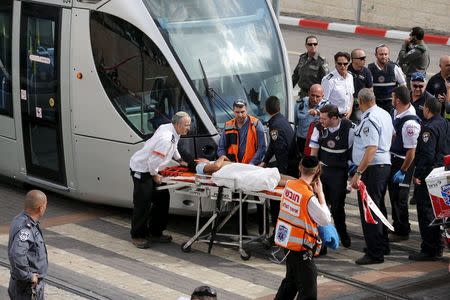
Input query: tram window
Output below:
<box><xmin>0</xmin><ymin>2</ymin><xmax>13</xmax><ymax>117</ymax></box>
<box><xmin>90</xmin><ymin>11</ymin><xmax>207</xmax><ymax>137</ymax></box>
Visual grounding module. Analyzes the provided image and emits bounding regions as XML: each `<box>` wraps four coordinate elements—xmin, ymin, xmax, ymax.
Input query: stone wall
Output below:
<box><xmin>280</xmin><ymin>0</ymin><xmax>450</xmax><ymax>33</ymax></box>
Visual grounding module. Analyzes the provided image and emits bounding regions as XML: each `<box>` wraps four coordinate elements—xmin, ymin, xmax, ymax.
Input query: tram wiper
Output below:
<box><xmin>198</xmin><ymin>59</ymin><xmax>233</xmax><ymax>121</ymax></box>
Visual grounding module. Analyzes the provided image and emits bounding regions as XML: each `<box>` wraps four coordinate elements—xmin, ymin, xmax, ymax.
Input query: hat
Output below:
<box><xmin>411</xmin><ymin>72</ymin><xmax>426</xmax><ymax>82</ymax></box>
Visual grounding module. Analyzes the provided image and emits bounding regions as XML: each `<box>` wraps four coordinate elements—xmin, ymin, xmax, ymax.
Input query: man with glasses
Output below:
<box><xmin>410</xmin><ymin>72</ymin><xmax>436</xmax><ymax>121</ymax></box>
<box><xmin>292</xmin><ymin>35</ymin><xmax>328</xmax><ymax>98</ymax></box>
<box><xmin>368</xmin><ymin>44</ymin><xmax>406</xmax><ymax>113</ymax></box>
<box><xmin>348</xmin><ymin>49</ymin><xmax>373</xmax><ymax>123</ymax></box>
<box><xmin>426</xmin><ymin>55</ymin><xmax>450</xmax><ymax>119</ymax></box>
<box><xmin>295</xmin><ymin>84</ymin><xmax>328</xmax><ymax>155</ymax></box>
<box><xmin>217</xmin><ymin>100</ymin><xmax>266</xmax><ymax>235</ymax></box>
<box><xmin>321</xmin><ymin>51</ymin><xmax>354</xmax><ymax>118</ymax></box>
<box><xmin>397</xmin><ymin>27</ymin><xmax>430</xmax><ymax>84</ymax></box>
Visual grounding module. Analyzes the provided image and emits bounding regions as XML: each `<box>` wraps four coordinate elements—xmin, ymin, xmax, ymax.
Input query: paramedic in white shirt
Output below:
<box><xmin>129</xmin><ymin>111</ymin><xmax>191</xmax><ymax>249</ymax></box>
<box><xmin>321</xmin><ymin>51</ymin><xmax>355</xmax><ymax>118</ymax></box>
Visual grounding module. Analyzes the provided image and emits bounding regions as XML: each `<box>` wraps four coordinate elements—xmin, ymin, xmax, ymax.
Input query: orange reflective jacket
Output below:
<box><xmin>224</xmin><ymin>115</ymin><xmax>259</xmax><ymax>164</ymax></box>
<box><xmin>274</xmin><ymin>179</ymin><xmax>322</xmax><ymax>255</ymax></box>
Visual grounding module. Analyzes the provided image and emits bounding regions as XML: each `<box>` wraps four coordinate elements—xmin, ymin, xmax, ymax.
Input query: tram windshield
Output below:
<box><xmin>144</xmin><ymin>0</ymin><xmax>287</xmax><ymax>129</ymax></box>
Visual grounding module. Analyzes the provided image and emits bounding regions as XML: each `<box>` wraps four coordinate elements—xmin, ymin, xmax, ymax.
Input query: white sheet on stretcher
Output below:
<box><xmin>211</xmin><ymin>163</ymin><xmax>280</xmax><ymax>192</ymax></box>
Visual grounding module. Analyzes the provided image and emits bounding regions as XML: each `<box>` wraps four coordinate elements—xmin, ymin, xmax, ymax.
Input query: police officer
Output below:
<box><xmin>348</xmin><ymin>49</ymin><xmax>373</xmax><ymax>123</ymax></box>
<box><xmin>274</xmin><ymin>156</ymin><xmax>331</xmax><ymax>300</ymax></box>
<box><xmin>350</xmin><ymin>88</ymin><xmax>394</xmax><ymax>265</ymax></box>
<box><xmin>295</xmin><ymin>84</ymin><xmax>328</xmax><ymax>155</ymax></box>
<box><xmin>409</xmin><ymin>98</ymin><xmax>449</xmax><ymax>261</ymax></box>
<box><xmin>310</xmin><ymin>104</ymin><xmax>355</xmax><ymax>248</ymax></box>
<box><xmin>321</xmin><ymin>51</ymin><xmax>354</xmax><ymax>118</ymax></box>
<box><xmin>388</xmin><ymin>86</ymin><xmax>421</xmax><ymax>242</ymax></box>
<box><xmin>260</xmin><ymin>96</ymin><xmax>297</xmax><ymax>235</ymax></box>
<box><xmin>410</xmin><ymin>71</ymin><xmax>437</xmax><ymax>121</ymax></box>
<box><xmin>397</xmin><ymin>27</ymin><xmax>430</xmax><ymax>84</ymax></box>
<box><xmin>292</xmin><ymin>35</ymin><xmax>329</xmax><ymax>98</ymax></box>
<box><xmin>368</xmin><ymin>44</ymin><xmax>406</xmax><ymax>113</ymax></box>
<box><xmin>8</xmin><ymin>190</ymin><xmax>48</xmax><ymax>300</ymax></box>
<box><xmin>129</xmin><ymin>111</ymin><xmax>191</xmax><ymax>249</ymax></box>
<box><xmin>426</xmin><ymin>55</ymin><xmax>450</xmax><ymax>119</ymax></box>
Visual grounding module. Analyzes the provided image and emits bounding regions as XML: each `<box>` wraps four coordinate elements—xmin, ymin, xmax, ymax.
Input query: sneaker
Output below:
<box><xmin>132</xmin><ymin>238</ymin><xmax>150</xmax><ymax>249</ymax></box>
<box><xmin>148</xmin><ymin>234</ymin><xmax>173</xmax><ymax>243</ymax></box>
<box><xmin>408</xmin><ymin>252</ymin><xmax>442</xmax><ymax>261</ymax></box>
<box><xmin>389</xmin><ymin>233</ymin><xmax>409</xmax><ymax>242</ymax></box>
<box><xmin>355</xmin><ymin>254</ymin><xmax>384</xmax><ymax>265</ymax></box>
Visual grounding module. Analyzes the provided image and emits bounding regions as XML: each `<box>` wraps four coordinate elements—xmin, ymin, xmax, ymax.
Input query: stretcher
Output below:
<box><xmin>158</xmin><ymin>167</ymin><xmax>283</xmax><ymax>260</ymax></box>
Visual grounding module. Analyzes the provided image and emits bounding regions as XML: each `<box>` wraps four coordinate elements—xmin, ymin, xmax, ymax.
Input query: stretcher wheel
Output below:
<box><xmin>239</xmin><ymin>249</ymin><xmax>251</xmax><ymax>260</ymax></box>
<box><xmin>181</xmin><ymin>242</ymin><xmax>192</xmax><ymax>253</ymax></box>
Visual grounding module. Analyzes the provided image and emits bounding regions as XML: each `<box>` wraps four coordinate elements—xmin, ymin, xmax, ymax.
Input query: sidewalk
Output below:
<box><xmin>279</xmin><ymin>15</ymin><xmax>450</xmax><ymax>46</ymax></box>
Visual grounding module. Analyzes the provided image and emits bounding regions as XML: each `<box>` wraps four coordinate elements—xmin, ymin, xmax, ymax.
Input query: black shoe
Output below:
<box><xmin>389</xmin><ymin>233</ymin><xmax>409</xmax><ymax>242</ymax></box>
<box><xmin>341</xmin><ymin>235</ymin><xmax>351</xmax><ymax>248</ymax></box>
<box><xmin>408</xmin><ymin>252</ymin><xmax>442</xmax><ymax>261</ymax></box>
<box><xmin>132</xmin><ymin>238</ymin><xmax>150</xmax><ymax>249</ymax></box>
<box><xmin>355</xmin><ymin>254</ymin><xmax>384</xmax><ymax>265</ymax></box>
<box><xmin>148</xmin><ymin>234</ymin><xmax>173</xmax><ymax>243</ymax></box>
<box><xmin>363</xmin><ymin>247</ymin><xmax>390</xmax><ymax>256</ymax></box>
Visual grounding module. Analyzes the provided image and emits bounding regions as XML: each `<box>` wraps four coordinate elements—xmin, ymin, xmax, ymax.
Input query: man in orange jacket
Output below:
<box><xmin>274</xmin><ymin>156</ymin><xmax>332</xmax><ymax>300</ymax></box>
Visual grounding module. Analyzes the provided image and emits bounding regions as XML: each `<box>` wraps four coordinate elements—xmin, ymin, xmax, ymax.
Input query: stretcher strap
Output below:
<box><xmin>358</xmin><ymin>181</ymin><xmax>377</xmax><ymax>225</ymax></box>
<box><xmin>159</xmin><ymin>166</ymin><xmax>190</xmax><ymax>177</ymax></box>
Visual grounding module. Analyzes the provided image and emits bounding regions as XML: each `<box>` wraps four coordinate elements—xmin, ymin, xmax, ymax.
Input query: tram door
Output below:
<box><xmin>19</xmin><ymin>3</ymin><xmax>65</xmax><ymax>185</ymax></box>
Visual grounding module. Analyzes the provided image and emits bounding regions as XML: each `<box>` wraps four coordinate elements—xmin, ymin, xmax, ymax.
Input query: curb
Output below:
<box><xmin>279</xmin><ymin>16</ymin><xmax>450</xmax><ymax>46</ymax></box>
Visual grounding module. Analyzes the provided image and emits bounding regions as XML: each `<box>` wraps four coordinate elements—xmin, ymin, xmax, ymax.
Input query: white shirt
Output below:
<box><xmin>373</xmin><ymin>61</ymin><xmax>406</xmax><ymax>86</ymax></box>
<box><xmin>352</xmin><ymin>105</ymin><xmax>394</xmax><ymax>165</ymax></box>
<box><xmin>308</xmin><ymin>196</ymin><xmax>332</xmax><ymax>226</ymax></box>
<box><xmin>129</xmin><ymin>124</ymin><xmax>181</xmax><ymax>175</ymax></box>
<box><xmin>309</xmin><ymin>120</ymin><xmax>355</xmax><ymax>149</ymax></box>
<box><xmin>321</xmin><ymin>69</ymin><xmax>354</xmax><ymax>114</ymax></box>
<box><xmin>393</xmin><ymin>105</ymin><xmax>421</xmax><ymax>150</ymax></box>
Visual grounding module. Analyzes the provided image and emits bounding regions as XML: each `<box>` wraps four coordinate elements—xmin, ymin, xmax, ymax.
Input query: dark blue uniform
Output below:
<box><xmin>414</xmin><ymin>114</ymin><xmax>449</xmax><ymax>257</ymax></box>
<box><xmin>263</xmin><ymin>112</ymin><xmax>297</xmax><ymax>229</ymax></box>
<box><xmin>411</xmin><ymin>91</ymin><xmax>436</xmax><ymax>121</ymax></box>
<box><xmin>8</xmin><ymin>212</ymin><xmax>48</xmax><ymax>300</ymax></box>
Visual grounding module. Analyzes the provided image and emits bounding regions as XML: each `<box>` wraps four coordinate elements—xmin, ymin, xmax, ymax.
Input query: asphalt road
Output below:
<box><xmin>281</xmin><ymin>25</ymin><xmax>448</xmax><ymax>78</ymax></box>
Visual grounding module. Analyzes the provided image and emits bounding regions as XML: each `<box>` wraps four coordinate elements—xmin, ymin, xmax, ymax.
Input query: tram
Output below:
<box><xmin>0</xmin><ymin>0</ymin><xmax>292</xmax><ymax>213</ymax></box>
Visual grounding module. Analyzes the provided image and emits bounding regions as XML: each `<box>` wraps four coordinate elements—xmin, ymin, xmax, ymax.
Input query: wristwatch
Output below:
<box><xmin>355</xmin><ymin>170</ymin><xmax>363</xmax><ymax>176</ymax></box>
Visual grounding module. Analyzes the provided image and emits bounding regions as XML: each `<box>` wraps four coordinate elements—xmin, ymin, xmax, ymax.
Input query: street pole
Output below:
<box><xmin>356</xmin><ymin>0</ymin><xmax>362</xmax><ymax>25</ymax></box>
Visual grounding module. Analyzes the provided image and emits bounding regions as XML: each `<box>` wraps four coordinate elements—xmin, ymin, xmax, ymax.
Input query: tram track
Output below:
<box><xmin>0</xmin><ymin>258</ymin><xmax>108</xmax><ymax>300</ymax></box>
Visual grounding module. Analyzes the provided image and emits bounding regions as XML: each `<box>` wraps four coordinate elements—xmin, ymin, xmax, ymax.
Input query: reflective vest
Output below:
<box><xmin>274</xmin><ymin>179</ymin><xmax>322</xmax><ymax>255</ymax></box>
<box><xmin>224</xmin><ymin>115</ymin><xmax>259</xmax><ymax>164</ymax></box>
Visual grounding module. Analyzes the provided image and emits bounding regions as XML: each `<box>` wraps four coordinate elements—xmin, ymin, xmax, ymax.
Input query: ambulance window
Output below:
<box><xmin>89</xmin><ymin>11</ymin><xmax>207</xmax><ymax>137</ymax></box>
<box><xmin>0</xmin><ymin>2</ymin><xmax>13</xmax><ymax>117</ymax></box>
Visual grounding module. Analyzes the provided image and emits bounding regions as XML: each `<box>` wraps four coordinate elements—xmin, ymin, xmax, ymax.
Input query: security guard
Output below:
<box><xmin>368</xmin><ymin>44</ymin><xmax>406</xmax><ymax>113</ymax></box>
<box><xmin>310</xmin><ymin>104</ymin><xmax>355</xmax><ymax>248</ymax></box>
<box><xmin>260</xmin><ymin>96</ymin><xmax>297</xmax><ymax>235</ymax></box>
<box><xmin>292</xmin><ymin>35</ymin><xmax>328</xmax><ymax>98</ymax></box>
<box><xmin>8</xmin><ymin>190</ymin><xmax>48</xmax><ymax>300</ymax></box>
<box><xmin>274</xmin><ymin>156</ymin><xmax>331</xmax><ymax>300</ymax></box>
<box><xmin>388</xmin><ymin>86</ymin><xmax>421</xmax><ymax>241</ymax></box>
<box><xmin>350</xmin><ymin>88</ymin><xmax>394</xmax><ymax>265</ymax></box>
<box><xmin>129</xmin><ymin>111</ymin><xmax>190</xmax><ymax>249</ymax></box>
<box><xmin>397</xmin><ymin>27</ymin><xmax>430</xmax><ymax>83</ymax></box>
<box><xmin>217</xmin><ymin>100</ymin><xmax>266</xmax><ymax>235</ymax></box>
<box><xmin>348</xmin><ymin>49</ymin><xmax>373</xmax><ymax>123</ymax></box>
<box><xmin>409</xmin><ymin>97</ymin><xmax>449</xmax><ymax>261</ymax></box>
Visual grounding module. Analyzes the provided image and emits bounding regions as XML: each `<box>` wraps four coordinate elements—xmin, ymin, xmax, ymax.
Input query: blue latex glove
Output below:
<box><xmin>348</xmin><ymin>163</ymin><xmax>358</xmax><ymax>176</ymax></box>
<box><xmin>392</xmin><ymin>170</ymin><xmax>406</xmax><ymax>183</ymax></box>
<box><xmin>318</xmin><ymin>225</ymin><xmax>340</xmax><ymax>250</ymax></box>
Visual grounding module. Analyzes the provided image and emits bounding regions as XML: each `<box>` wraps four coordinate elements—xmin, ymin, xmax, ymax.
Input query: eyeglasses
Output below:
<box><xmin>352</xmin><ymin>56</ymin><xmax>366</xmax><ymax>60</ymax></box>
<box><xmin>336</xmin><ymin>62</ymin><xmax>349</xmax><ymax>66</ymax></box>
<box><xmin>192</xmin><ymin>286</ymin><xmax>217</xmax><ymax>298</ymax></box>
<box><xmin>412</xmin><ymin>84</ymin><xmax>425</xmax><ymax>89</ymax></box>
<box><xmin>306</xmin><ymin>43</ymin><xmax>318</xmax><ymax>46</ymax></box>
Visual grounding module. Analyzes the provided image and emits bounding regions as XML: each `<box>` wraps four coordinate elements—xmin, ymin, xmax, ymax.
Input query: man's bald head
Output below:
<box><xmin>439</xmin><ymin>55</ymin><xmax>450</xmax><ymax>77</ymax></box>
<box><xmin>24</xmin><ymin>190</ymin><xmax>47</xmax><ymax>211</ymax></box>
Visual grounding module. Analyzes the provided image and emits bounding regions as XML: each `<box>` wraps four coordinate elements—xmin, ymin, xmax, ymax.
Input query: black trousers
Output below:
<box><xmin>8</xmin><ymin>278</ymin><xmax>44</xmax><ymax>300</ymax></box>
<box><xmin>415</xmin><ymin>183</ymin><xmax>444</xmax><ymax>256</ymax></box>
<box><xmin>275</xmin><ymin>250</ymin><xmax>317</xmax><ymax>300</ymax></box>
<box><xmin>322</xmin><ymin>166</ymin><xmax>349</xmax><ymax>239</ymax></box>
<box><xmin>387</xmin><ymin>156</ymin><xmax>413</xmax><ymax>235</ymax></box>
<box><xmin>130</xmin><ymin>172</ymin><xmax>169</xmax><ymax>238</ymax></box>
<box><xmin>358</xmin><ymin>165</ymin><xmax>390</xmax><ymax>260</ymax></box>
<box><xmin>297</xmin><ymin>137</ymin><xmax>306</xmax><ymax>155</ymax></box>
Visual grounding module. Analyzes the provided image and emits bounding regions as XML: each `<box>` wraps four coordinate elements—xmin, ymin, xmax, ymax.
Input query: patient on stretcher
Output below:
<box><xmin>194</xmin><ymin>156</ymin><xmax>293</xmax><ymax>191</ymax></box>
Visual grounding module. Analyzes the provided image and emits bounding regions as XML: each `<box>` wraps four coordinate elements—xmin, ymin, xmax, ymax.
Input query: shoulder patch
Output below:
<box><xmin>270</xmin><ymin>129</ymin><xmax>278</xmax><ymax>141</ymax></box>
<box><xmin>18</xmin><ymin>229</ymin><xmax>31</xmax><ymax>242</ymax></box>
<box><xmin>363</xmin><ymin>127</ymin><xmax>370</xmax><ymax>136</ymax></box>
<box><xmin>171</xmin><ymin>134</ymin><xmax>175</xmax><ymax>143</ymax></box>
<box><xmin>422</xmin><ymin>131</ymin><xmax>430</xmax><ymax>143</ymax></box>
<box><xmin>325</xmin><ymin>73</ymin><xmax>333</xmax><ymax>80</ymax></box>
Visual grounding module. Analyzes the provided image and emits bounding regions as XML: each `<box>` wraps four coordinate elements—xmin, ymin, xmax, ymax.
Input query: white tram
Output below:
<box><xmin>0</xmin><ymin>0</ymin><xmax>293</xmax><ymax>213</ymax></box>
